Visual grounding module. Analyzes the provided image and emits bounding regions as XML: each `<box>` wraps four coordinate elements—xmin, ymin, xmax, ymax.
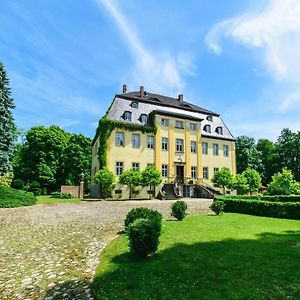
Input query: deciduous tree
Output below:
<box><xmin>141</xmin><ymin>165</ymin><xmax>162</xmax><ymax>199</ymax></box>
<box><xmin>212</xmin><ymin>167</ymin><xmax>233</xmax><ymax>194</ymax></box>
<box><xmin>119</xmin><ymin>169</ymin><xmax>142</xmax><ymax>199</ymax></box>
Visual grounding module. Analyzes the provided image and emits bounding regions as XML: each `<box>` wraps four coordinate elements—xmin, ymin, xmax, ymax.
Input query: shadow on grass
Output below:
<box><xmin>44</xmin><ymin>279</ymin><xmax>92</xmax><ymax>300</ymax></box>
<box><xmin>92</xmin><ymin>231</ymin><xmax>300</xmax><ymax>300</ymax></box>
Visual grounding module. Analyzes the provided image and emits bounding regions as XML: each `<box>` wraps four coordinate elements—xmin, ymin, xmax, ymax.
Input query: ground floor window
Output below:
<box><xmin>162</xmin><ymin>164</ymin><xmax>168</xmax><ymax>177</ymax></box>
<box><xmin>214</xmin><ymin>167</ymin><xmax>219</xmax><ymax>174</ymax></box>
<box><xmin>203</xmin><ymin>167</ymin><xmax>209</xmax><ymax>179</ymax></box>
<box><xmin>191</xmin><ymin>166</ymin><xmax>197</xmax><ymax>179</ymax></box>
<box><xmin>132</xmin><ymin>162</ymin><xmax>139</xmax><ymax>170</ymax></box>
<box><xmin>116</xmin><ymin>162</ymin><xmax>124</xmax><ymax>175</ymax></box>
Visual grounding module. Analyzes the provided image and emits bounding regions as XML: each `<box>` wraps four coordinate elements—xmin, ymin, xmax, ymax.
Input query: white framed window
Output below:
<box><xmin>213</xmin><ymin>143</ymin><xmax>219</xmax><ymax>156</ymax></box>
<box><xmin>214</xmin><ymin>167</ymin><xmax>219</xmax><ymax>174</ymax></box>
<box><xmin>161</xmin><ymin>119</ymin><xmax>169</xmax><ymax>126</ymax></box>
<box><xmin>204</xmin><ymin>125</ymin><xmax>211</xmax><ymax>133</ymax></box>
<box><xmin>216</xmin><ymin>127</ymin><xmax>223</xmax><ymax>135</ymax></box>
<box><xmin>207</xmin><ymin>115</ymin><xmax>213</xmax><ymax>122</ymax></box>
<box><xmin>132</xmin><ymin>162</ymin><xmax>140</xmax><ymax>170</ymax></box>
<box><xmin>115</xmin><ymin>132</ymin><xmax>125</xmax><ymax>147</ymax></box>
<box><xmin>190</xmin><ymin>123</ymin><xmax>197</xmax><ymax>131</ymax></box>
<box><xmin>175</xmin><ymin>120</ymin><xmax>184</xmax><ymax>128</ymax></box>
<box><xmin>223</xmin><ymin>145</ymin><xmax>229</xmax><ymax>157</ymax></box>
<box><xmin>147</xmin><ymin>136</ymin><xmax>154</xmax><ymax>149</ymax></box>
<box><xmin>203</xmin><ymin>167</ymin><xmax>209</xmax><ymax>179</ymax></box>
<box><xmin>124</xmin><ymin>111</ymin><xmax>132</xmax><ymax>121</ymax></box>
<box><xmin>162</xmin><ymin>164</ymin><xmax>168</xmax><ymax>177</ymax></box>
<box><xmin>131</xmin><ymin>101</ymin><xmax>138</xmax><ymax>109</ymax></box>
<box><xmin>140</xmin><ymin>114</ymin><xmax>148</xmax><ymax>125</ymax></box>
<box><xmin>191</xmin><ymin>166</ymin><xmax>197</xmax><ymax>179</ymax></box>
<box><xmin>176</xmin><ymin>139</ymin><xmax>184</xmax><ymax>152</ymax></box>
<box><xmin>132</xmin><ymin>134</ymin><xmax>140</xmax><ymax>148</ymax></box>
<box><xmin>162</xmin><ymin>137</ymin><xmax>168</xmax><ymax>151</ymax></box>
<box><xmin>116</xmin><ymin>162</ymin><xmax>123</xmax><ymax>175</ymax></box>
<box><xmin>191</xmin><ymin>141</ymin><xmax>197</xmax><ymax>153</ymax></box>
<box><xmin>202</xmin><ymin>142</ymin><xmax>208</xmax><ymax>155</ymax></box>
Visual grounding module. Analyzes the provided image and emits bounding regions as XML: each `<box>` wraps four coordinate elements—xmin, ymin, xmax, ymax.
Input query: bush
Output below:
<box><xmin>216</xmin><ymin>197</ymin><xmax>300</xmax><ymax>220</ymax></box>
<box><xmin>60</xmin><ymin>192</ymin><xmax>74</xmax><ymax>199</ymax></box>
<box><xmin>0</xmin><ymin>173</ymin><xmax>13</xmax><ymax>187</ymax></box>
<box><xmin>0</xmin><ymin>185</ymin><xmax>36</xmax><ymax>208</ymax></box>
<box><xmin>210</xmin><ymin>201</ymin><xmax>225</xmax><ymax>215</ymax></box>
<box><xmin>216</xmin><ymin>195</ymin><xmax>300</xmax><ymax>203</ymax></box>
<box><xmin>51</xmin><ymin>191</ymin><xmax>61</xmax><ymax>197</ymax></box>
<box><xmin>29</xmin><ymin>181</ymin><xmax>41</xmax><ymax>196</ymax></box>
<box><xmin>127</xmin><ymin>218</ymin><xmax>161</xmax><ymax>257</ymax></box>
<box><xmin>125</xmin><ymin>207</ymin><xmax>162</xmax><ymax>232</ymax></box>
<box><xmin>12</xmin><ymin>179</ymin><xmax>25</xmax><ymax>190</ymax></box>
<box><xmin>171</xmin><ymin>200</ymin><xmax>188</xmax><ymax>221</ymax></box>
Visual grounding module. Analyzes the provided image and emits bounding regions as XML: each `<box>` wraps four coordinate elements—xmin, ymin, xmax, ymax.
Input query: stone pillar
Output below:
<box><xmin>79</xmin><ymin>180</ymin><xmax>84</xmax><ymax>199</ymax></box>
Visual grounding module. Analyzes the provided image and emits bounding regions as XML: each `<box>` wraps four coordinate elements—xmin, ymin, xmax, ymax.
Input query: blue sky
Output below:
<box><xmin>1</xmin><ymin>0</ymin><xmax>300</xmax><ymax>140</ymax></box>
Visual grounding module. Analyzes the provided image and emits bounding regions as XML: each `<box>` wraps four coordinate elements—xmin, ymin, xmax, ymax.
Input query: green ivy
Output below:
<box><xmin>95</xmin><ymin>114</ymin><xmax>157</xmax><ymax>169</ymax></box>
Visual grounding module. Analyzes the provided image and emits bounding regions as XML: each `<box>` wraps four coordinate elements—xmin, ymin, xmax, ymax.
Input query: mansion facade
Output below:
<box><xmin>90</xmin><ymin>85</ymin><xmax>236</xmax><ymax>199</ymax></box>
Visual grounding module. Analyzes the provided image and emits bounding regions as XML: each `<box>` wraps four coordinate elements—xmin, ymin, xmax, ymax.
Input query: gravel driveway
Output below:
<box><xmin>0</xmin><ymin>199</ymin><xmax>212</xmax><ymax>300</ymax></box>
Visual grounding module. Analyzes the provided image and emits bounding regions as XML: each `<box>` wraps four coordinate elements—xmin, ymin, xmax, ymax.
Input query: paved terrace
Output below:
<box><xmin>0</xmin><ymin>199</ymin><xmax>212</xmax><ymax>300</ymax></box>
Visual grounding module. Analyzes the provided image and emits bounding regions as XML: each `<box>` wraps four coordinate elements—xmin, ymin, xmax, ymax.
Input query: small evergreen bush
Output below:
<box><xmin>125</xmin><ymin>207</ymin><xmax>162</xmax><ymax>231</ymax></box>
<box><xmin>128</xmin><ymin>218</ymin><xmax>161</xmax><ymax>257</ymax></box>
<box><xmin>0</xmin><ymin>185</ymin><xmax>36</xmax><ymax>208</ymax></box>
<box><xmin>171</xmin><ymin>200</ymin><xmax>188</xmax><ymax>220</ymax></box>
<box><xmin>210</xmin><ymin>201</ymin><xmax>225</xmax><ymax>215</ymax></box>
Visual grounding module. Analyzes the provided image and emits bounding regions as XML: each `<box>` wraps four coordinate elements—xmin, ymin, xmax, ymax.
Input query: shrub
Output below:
<box><xmin>12</xmin><ymin>179</ymin><xmax>25</xmax><ymax>190</ymax></box>
<box><xmin>216</xmin><ymin>197</ymin><xmax>300</xmax><ymax>220</ymax></box>
<box><xmin>210</xmin><ymin>201</ymin><xmax>225</xmax><ymax>215</ymax></box>
<box><xmin>215</xmin><ymin>195</ymin><xmax>300</xmax><ymax>203</ymax></box>
<box><xmin>29</xmin><ymin>181</ymin><xmax>41</xmax><ymax>196</ymax></box>
<box><xmin>124</xmin><ymin>207</ymin><xmax>162</xmax><ymax>231</ymax></box>
<box><xmin>127</xmin><ymin>218</ymin><xmax>161</xmax><ymax>257</ymax></box>
<box><xmin>60</xmin><ymin>192</ymin><xmax>74</xmax><ymax>199</ymax></box>
<box><xmin>51</xmin><ymin>191</ymin><xmax>61</xmax><ymax>197</ymax></box>
<box><xmin>171</xmin><ymin>200</ymin><xmax>188</xmax><ymax>221</ymax></box>
<box><xmin>0</xmin><ymin>185</ymin><xmax>36</xmax><ymax>208</ymax></box>
<box><xmin>0</xmin><ymin>173</ymin><xmax>13</xmax><ymax>187</ymax></box>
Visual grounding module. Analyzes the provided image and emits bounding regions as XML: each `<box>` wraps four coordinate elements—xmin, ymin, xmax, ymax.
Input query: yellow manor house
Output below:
<box><xmin>90</xmin><ymin>85</ymin><xmax>236</xmax><ymax>199</ymax></box>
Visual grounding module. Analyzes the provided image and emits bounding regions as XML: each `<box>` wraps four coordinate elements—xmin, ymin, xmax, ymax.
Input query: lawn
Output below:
<box><xmin>36</xmin><ymin>195</ymin><xmax>81</xmax><ymax>204</ymax></box>
<box><xmin>92</xmin><ymin>213</ymin><xmax>300</xmax><ymax>300</ymax></box>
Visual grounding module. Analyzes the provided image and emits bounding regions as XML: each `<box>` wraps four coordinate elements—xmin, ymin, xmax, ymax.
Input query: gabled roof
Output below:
<box><xmin>117</xmin><ymin>91</ymin><xmax>220</xmax><ymax>117</ymax></box>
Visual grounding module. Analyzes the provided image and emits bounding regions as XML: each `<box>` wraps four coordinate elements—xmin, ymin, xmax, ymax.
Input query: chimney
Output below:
<box><xmin>123</xmin><ymin>84</ymin><xmax>127</xmax><ymax>93</ymax></box>
<box><xmin>139</xmin><ymin>85</ymin><xmax>144</xmax><ymax>97</ymax></box>
<box><xmin>178</xmin><ymin>94</ymin><xmax>183</xmax><ymax>102</ymax></box>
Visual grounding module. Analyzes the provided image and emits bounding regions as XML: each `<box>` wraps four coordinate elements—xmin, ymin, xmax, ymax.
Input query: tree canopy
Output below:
<box><xmin>93</xmin><ymin>168</ymin><xmax>115</xmax><ymax>199</ymax></box>
<box><xmin>141</xmin><ymin>165</ymin><xmax>162</xmax><ymax>199</ymax></box>
<box><xmin>212</xmin><ymin>167</ymin><xmax>233</xmax><ymax>194</ymax></box>
<box><xmin>119</xmin><ymin>169</ymin><xmax>142</xmax><ymax>199</ymax></box>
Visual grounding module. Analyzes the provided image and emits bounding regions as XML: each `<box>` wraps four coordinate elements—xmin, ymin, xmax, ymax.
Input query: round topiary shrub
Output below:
<box><xmin>171</xmin><ymin>200</ymin><xmax>188</xmax><ymax>220</ymax></box>
<box><xmin>127</xmin><ymin>218</ymin><xmax>161</xmax><ymax>257</ymax></box>
<box><xmin>210</xmin><ymin>200</ymin><xmax>225</xmax><ymax>215</ymax></box>
<box><xmin>124</xmin><ymin>207</ymin><xmax>162</xmax><ymax>232</ymax></box>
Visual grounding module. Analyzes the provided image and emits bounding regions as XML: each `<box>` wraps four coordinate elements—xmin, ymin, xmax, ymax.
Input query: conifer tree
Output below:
<box><xmin>0</xmin><ymin>62</ymin><xmax>16</xmax><ymax>174</ymax></box>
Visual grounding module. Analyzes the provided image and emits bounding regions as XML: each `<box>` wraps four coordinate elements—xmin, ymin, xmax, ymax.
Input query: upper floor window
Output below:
<box><xmin>191</xmin><ymin>141</ymin><xmax>197</xmax><ymax>153</ymax></box>
<box><xmin>132</xmin><ymin>134</ymin><xmax>140</xmax><ymax>148</ymax></box>
<box><xmin>191</xmin><ymin>166</ymin><xmax>197</xmax><ymax>179</ymax></box>
<box><xmin>161</xmin><ymin>119</ymin><xmax>169</xmax><ymax>126</ymax></box>
<box><xmin>147</xmin><ymin>136</ymin><xmax>154</xmax><ymax>149</ymax></box>
<box><xmin>131</xmin><ymin>101</ymin><xmax>138</xmax><ymax>109</ymax></box>
<box><xmin>132</xmin><ymin>162</ymin><xmax>140</xmax><ymax>170</ymax></box>
<box><xmin>116</xmin><ymin>162</ymin><xmax>124</xmax><ymax>175</ymax></box>
<box><xmin>175</xmin><ymin>120</ymin><xmax>184</xmax><ymax>128</ymax></box>
<box><xmin>223</xmin><ymin>145</ymin><xmax>229</xmax><ymax>157</ymax></box>
<box><xmin>213</xmin><ymin>143</ymin><xmax>219</xmax><ymax>156</ymax></box>
<box><xmin>207</xmin><ymin>115</ymin><xmax>213</xmax><ymax>122</ymax></box>
<box><xmin>162</xmin><ymin>164</ymin><xmax>168</xmax><ymax>178</ymax></box>
<box><xmin>115</xmin><ymin>132</ymin><xmax>125</xmax><ymax>147</ymax></box>
<box><xmin>162</xmin><ymin>137</ymin><xmax>168</xmax><ymax>151</ymax></box>
<box><xmin>140</xmin><ymin>114</ymin><xmax>148</xmax><ymax>125</ymax></box>
<box><xmin>190</xmin><ymin>123</ymin><xmax>197</xmax><ymax>131</ymax></box>
<box><xmin>216</xmin><ymin>126</ymin><xmax>223</xmax><ymax>135</ymax></box>
<box><xmin>202</xmin><ymin>142</ymin><xmax>208</xmax><ymax>155</ymax></box>
<box><xmin>123</xmin><ymin>111</ymin><xmax>132</xmax><ymax>121</ymax></box>
<box><xmin>203</xmin><ymin>125</ymin><xmax>211</xmax><ymax>133</ymax></box>
<box><xmin>203</xmin><ymin>167</ymin><xmax>209</xmax><ymax>179</ymax></box>
<box><xmin>176</xmin><ymin>139</ymin><xmax>184</xmax><ymax>152</ymax></box>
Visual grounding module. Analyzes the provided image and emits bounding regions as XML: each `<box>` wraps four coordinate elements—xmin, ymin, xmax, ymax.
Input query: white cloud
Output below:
<box><xmin>96</xmin><ymin>0</ymin><xmax>194</xmax><ymax>94</ymax></box>
<box><xmin>205</xmin><ymin>0</ymin><xmax>300</xmax><ymax>110</ymax></box>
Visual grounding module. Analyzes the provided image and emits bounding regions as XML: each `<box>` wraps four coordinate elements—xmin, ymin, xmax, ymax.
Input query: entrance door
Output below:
<box><xmin>176</xmin><ymin>165</ymin><xmax>184</xmax><ymax>184</ymax></box>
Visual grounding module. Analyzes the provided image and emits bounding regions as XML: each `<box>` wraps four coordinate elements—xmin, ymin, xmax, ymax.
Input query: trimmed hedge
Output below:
<box><xmin>215</xmin><ymin>197</ymin><xmax>300</xmax><ymax>220</ymax></box>
<box><xmin>0</xmin><ymin>185</ymin><xmax>36</xmax><ymax>208</ymax></box>
<box><xmin>215</xmin><ymin>195</ymin><xmax>300</xmax><ymax>203</ymax></box>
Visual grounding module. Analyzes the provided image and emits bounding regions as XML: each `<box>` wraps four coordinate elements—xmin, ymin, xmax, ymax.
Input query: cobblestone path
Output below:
<box><xmin>0</xmin><ymin>199</ymin><xmax>212</xmax><ymax>299</ymax></box>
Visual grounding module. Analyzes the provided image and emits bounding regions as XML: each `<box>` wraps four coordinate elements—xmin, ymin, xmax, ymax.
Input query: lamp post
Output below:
<box><xmin>79</xmin><ymin>172</ymin><xmax>84</xmax><ymax>199</ymax></box>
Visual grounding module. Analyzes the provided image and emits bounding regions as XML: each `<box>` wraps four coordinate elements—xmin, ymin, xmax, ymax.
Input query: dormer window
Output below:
<box><xmin>203</xmin><ymin>124</ymin><xmax>211</xmax><ymax>133</ymax></box>
<box><xmin>131</xmin><ymin>101</ymin><xmax>139</xmax><ymax>109</ymax></box>
<box><xmin>123</xmin><ymin>111</ymin><xmax>132</xmax><ymax>121</ymax></box>
<box><xmin>140</xmin><ymin>114</ymin><xmax>148</xmax><ymax>125</ymax></box>
<box><xmin>216</xmin><ymin>126</ymin><xmax>223</xmax><ymax>135</ymax></box>
<box><xmin>207</xmin><ymin>115</ymin><xmax>213</xmax><ymax>122</ymax></box>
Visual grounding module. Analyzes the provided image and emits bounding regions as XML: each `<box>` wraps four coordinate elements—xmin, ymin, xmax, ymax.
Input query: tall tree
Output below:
<box><xmin>0</xmin><ymin>62</ymin><xmax>16</xmax><ymax>174</ymax></box>
<box><xmin>235</xmin><ymin>136</ymin><xmax>263</xmax><ymax>174</ymax></box>
<box><xmin>256</xmin><ymin>139</ymin><xmax>279</xmax><ymax>185</ymax></box>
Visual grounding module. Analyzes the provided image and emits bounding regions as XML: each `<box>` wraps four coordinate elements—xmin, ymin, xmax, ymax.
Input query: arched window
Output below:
<box><xmin>123</xmin><ymin>111</ymin><xmax>132</xmax><ymax>121</ymax></box>
<box><xmin>203</xmin><ymin>124</ymin><xmax>211</xmax><ymax>133</ymax></box>
<box><xmin>140</xmin><ymin>114</ymin><xmax>148</xmax><ymax>125</ymax></box>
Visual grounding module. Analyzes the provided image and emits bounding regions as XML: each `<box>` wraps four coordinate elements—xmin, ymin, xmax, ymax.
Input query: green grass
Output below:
<box><xmin>36</xmin><ymin>195</ymin><xmax>81</xmax><ymax>204</ymax></box>
<box><xmin>92</xmin><ymin>214</ymin><xmax>300</xmax><ymax>300</ymax></box>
